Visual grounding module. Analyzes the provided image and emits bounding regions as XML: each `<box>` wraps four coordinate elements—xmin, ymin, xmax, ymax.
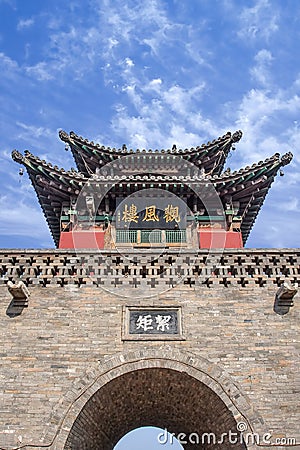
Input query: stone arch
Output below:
<box><xmin>47</xmin><ymin>348</ymin><xmax>264</xmax><ymax>449</ymax></box>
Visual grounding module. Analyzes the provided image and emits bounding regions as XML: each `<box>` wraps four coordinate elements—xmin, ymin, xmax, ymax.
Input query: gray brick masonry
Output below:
<box><xmin>0</xmin><ymin>249</ymin><xmax>299</xmax><ymax>449</ymax></box>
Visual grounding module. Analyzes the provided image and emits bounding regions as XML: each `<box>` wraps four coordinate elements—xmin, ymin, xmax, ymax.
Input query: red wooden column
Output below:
<box><xmin>198</xmin><ymin>229</ymin><xmax>243</xmax><ymax>249</ymax></box>
<box><xmin>59</xmin><ymin>231</ymin><xmax>106</xmax><ymax>249</ymax></box>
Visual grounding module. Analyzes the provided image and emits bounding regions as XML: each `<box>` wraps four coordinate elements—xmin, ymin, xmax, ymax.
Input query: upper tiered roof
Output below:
<box><xmin>12</xmin><ymin>129</ymin><xmax>293</xmax><ymax>247</ymax></box>
<box><xmin>59</xmin><ymin>129</ymin><xmax>243</xmax><ymax>177</ymax></box>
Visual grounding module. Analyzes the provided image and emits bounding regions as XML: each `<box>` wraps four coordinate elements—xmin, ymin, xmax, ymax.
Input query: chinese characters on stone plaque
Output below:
<box><xmin>116</xmin><ymin>197</ymin><xmax>186</xmax><ymax>230</ymax></box>
<box><xmin>129</xmin><ymin>310</ymin><xmax>179</xmax><ymax>335</ymax></box>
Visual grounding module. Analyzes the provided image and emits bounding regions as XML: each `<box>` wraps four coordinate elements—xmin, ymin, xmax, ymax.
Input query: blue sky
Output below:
<box><xmin>0</xmin><ymin>0</ymin><xmax>299</xmax><ymax>249</ymax></box>
<box><xmin>0</xmin><ymin>0</ymin><xmax>299</xmax><ymax>447</ymax></box>
<box><xmin>114</xmin><ymin>427</ymin><xmax>183</xmax><ymax>449</ymax></box>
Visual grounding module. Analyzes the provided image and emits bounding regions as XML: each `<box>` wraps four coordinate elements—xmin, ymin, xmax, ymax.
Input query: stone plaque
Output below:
<box><xmin>122</xmin><ymin>306</ymin><xmax>184</xmax><ymax>341</ymax></box>
<box><xmin>129</xmin><ymin>310</ymin><xmax>178</xmax><ymax>334</ymax></box>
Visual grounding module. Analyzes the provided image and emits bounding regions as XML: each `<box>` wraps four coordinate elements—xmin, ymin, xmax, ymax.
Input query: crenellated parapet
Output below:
<box><xmin>0</xmin><ymin>249</ymin><xmax>299</xmax><ymax>290</ymax></box>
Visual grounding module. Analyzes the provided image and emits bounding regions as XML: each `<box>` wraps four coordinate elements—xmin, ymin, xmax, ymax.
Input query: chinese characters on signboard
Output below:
<box><xmin>116</xmin><ymin>197</ymin><xmax>186</xmax><ymax>229</ymax></box>
<box><xmin>129</xmin><ymin>309</ymin><xmax>179</xmax><ymax>335</ymax></box>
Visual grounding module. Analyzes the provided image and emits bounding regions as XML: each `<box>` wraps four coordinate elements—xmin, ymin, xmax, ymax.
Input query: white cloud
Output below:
<box><xmin>186</xmin><ymin>113</ymin><xmax>222</xmax><ymax>141</ymax></box>
<box><xmin>112</xmin><ymin>110</ymin><xmax>165</xmax><ymax>149</ymax></box>
<box><xmin>0</xmin><ymin>196</ymin><xmax>49</xmax><ymax>239</ymax></box>
<box><xmin>25</xmin><ymin>61</ymin><xmax>54</xmax><ymax>81</ymax></box>
<box><xmin>281</xmin><ymin>197</ymin><xmax>299</xmax><ymax>212</ymax></box>
<box><xmin>284</xmin><ymin>124</ymin><xmax>300</xmax><ymax>164</ymax></box>
<box><xmin>94</xmin><ymin>0</ymin><xmax>170</xmax><ymax>62</ymax></box>
<box><xmin>238</xmin><ymin>0</ymin><xmax>279</xmax><ymax>42</ymax></box>
<box><xmin>16</xmin><ymin>122</ymin><xmax>53</xmax><ymax>140</ymax></box>
<box><xmin>16</xmin><ymin>0</ymin><xmax>203</xmax><ymax>90</ymax></box>
<box><xmin>108</xmin><ymin>38</ymin><xmax>119</xmax><ymax>49</ymax></box>
<box><xmin>17</xmin><ymin>18</ymin><xmax>34</xmax><ymax>30</ymax></box>
<box><xmin>247</xmin><ymin>186</ymin><xmax>300</xmax><ymax>248</ymax></box>
<box><xmin>231</xmin><ymin>88</ymin><xmax>300</xmax><ymax>164</ymax></box>
<box><xmin>0</xmin><ymin>52</ymin><xmax>18</xmax><ymax>72</ymax></box>
<box><xmin>111</xmin><ymin>78</ymin><xmax>210</xmax><ymax>149</ymax></box>
<box><xmin>143</xmin><ymin>22</ymin><xmax>179</xmax><ymax>58</ymax></box>
<box><xmin>185</xmin><ymin>41</ymin><xmax>209</xmax><ymax>67</ymax></box>
<box><xmin>220</xmin><ymin>79</ymin><xmax>300</xmax><ymax>222</ymax></box>
<box><xmin>125</xmin><ymin>57</ymin><xmax>134</xmax><ymax>67</ymax></box>
<box><xmin>14</xmin><ymin>123</ymin><xmax>65</xmax><ymax>164</ymax></box>
<box><xmin>149</xmin><ymin>78</ymin><xmax>162</xmax><ymax>87</ymax></box>
<box><xmin>250</xmin><ymin>49</ymin><xmax>273</xmax><ymax>87</ymax></box>
<box><xmin>162</xmin><ymin>83</ymin><xmax>206</xmax><ymax>116</ymax></box>
<box><xmin>167</xmin><ymin>124</ymin><xmax>201</xmax><ymax>149</ymax></box>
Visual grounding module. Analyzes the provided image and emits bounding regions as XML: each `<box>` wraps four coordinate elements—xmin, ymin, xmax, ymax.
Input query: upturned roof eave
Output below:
<box><xmin>59</xmin><ymin>129</ymin><xmax>243</xmax><ymax>177</ymax></box>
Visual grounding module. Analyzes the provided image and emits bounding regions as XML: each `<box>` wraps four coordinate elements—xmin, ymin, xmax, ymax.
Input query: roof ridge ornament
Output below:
<box><xmin>231</xmin><ymin>130</ymin><xmax>243</xmax><ymax>143</ymax></box>
<box><xmin>280</xmin><ymin>152</ymin><xmax>293</xmax><ymax>166</ymax></box>
<box><xmin>59</xmin><ymin>130</ymin><xmax>69</xmax><ymax>142</ymax></box>
<box><xmin>11</xmin><ymin>149</ymin><xmax>24</xmax><ymax>163</ymax></box>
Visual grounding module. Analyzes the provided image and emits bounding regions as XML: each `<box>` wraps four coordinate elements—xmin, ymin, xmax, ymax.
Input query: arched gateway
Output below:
<box><xmin>48</xmin><ymin>350</ymin><xmax>258</xmax><ymax>450</ymax></box>
<box><xmin>65</xmin><ymin>368</ymin><xmax>244</xmax><ymax>450</ymax></box>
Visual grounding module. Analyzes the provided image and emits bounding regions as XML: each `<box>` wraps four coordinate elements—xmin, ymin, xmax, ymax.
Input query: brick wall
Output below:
<box><xmin>0</xmin><ymin>249</ymin><xmax>299</xmax><ymax>449</ymax></box>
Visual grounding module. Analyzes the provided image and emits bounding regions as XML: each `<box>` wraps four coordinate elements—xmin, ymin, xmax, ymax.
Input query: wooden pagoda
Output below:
<box><xmin>12</xmin><ymin>130</ymin><xmax>293</xmax><ymax>249</ymax></box>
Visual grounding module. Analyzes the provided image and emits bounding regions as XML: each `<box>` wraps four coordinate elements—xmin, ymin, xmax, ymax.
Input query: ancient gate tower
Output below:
<box><xmin>0</xmin><ymin>130</ymin><xmax>298</xmax><ymax>449</ymax></box>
